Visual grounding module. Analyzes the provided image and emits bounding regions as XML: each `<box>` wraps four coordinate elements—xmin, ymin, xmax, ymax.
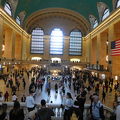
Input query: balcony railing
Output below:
<box><xmin>0</xmin><ymin>102</ymin><xmax>113</xmax><ymax>120</ymax></box>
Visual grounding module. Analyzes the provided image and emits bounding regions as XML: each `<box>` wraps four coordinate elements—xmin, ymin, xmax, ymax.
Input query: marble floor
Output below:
<box><xmin>0</xmin><ymin>73</ymin><xmax>118</xmax><ymax>109</ymax></box>
<box><xmin>35</xmin><ymin>78</ymin><xmax>75</xmax><ymax>104</ymax></box>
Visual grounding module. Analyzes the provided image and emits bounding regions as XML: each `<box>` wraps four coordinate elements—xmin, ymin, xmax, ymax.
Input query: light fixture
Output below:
<box><xmin>31</xmin><ymin>57</ymin><xmax>42</xmax><ymax>61</ymax></box>
<box><xmin>106</xmin><ymin>40</ymin><xmax>109</xmax><ymax>45</ymax></box>
<box><xmin>44</xmin><ymin>65</ymin><xmax>46</xmax><ymax>68</ymax></box>
<box><xmin>2</xmin><ymin>44</ymin><xmax>5</xmax><ymax>51</ymax></box>
<box><xmin>115</xmin><ymin>76</ymin><xmax>118</xmax><ymax>80</ymax></box>
<box><xmin>70</xmin><ymin>58</ymin><xmax>80</xmax><ymax>62</ymax></box>
<box><xmin>106</xmin><ymin>55</ymin><xmax>108</xmax><ymax>62</ymax></box>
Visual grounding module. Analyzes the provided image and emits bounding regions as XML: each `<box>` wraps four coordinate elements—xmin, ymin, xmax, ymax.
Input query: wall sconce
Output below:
<box><xmin>115</xmin><ymin>76</ymin><xmax>118</xmax><ymax>80</ymax></box>
<box><xmin>106</xmin><ymin>55</ymin><xmax>108</xmax><ymax>62</ymax></box>
<box><xmin>2</xmin><ymin>44</ymin><xmax>5</xmax><ymax>51</ymax></box>
<box><xmin>106</xmin><ymin>40</ymin><xmax>109</xmax><ymax>45</ymax></box>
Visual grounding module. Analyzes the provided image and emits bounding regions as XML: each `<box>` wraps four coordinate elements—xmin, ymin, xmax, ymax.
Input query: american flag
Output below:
<box><xmin>111</xmin><ymin>40</ymin><xmax>120</xmax><ymax>56</ymax></box>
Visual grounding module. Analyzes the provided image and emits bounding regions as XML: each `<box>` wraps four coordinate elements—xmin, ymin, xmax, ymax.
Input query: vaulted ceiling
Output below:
<box><xmin>1</xmin><ymin>0</ymin><xmax>113</xmax><ymax>21</ymax></box>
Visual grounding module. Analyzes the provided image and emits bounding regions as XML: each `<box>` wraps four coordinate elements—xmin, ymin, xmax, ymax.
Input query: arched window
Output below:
<box><xmin>16</xmin><ymin>16</ymin><xmax>21</xmax><ymax>25</ymax></box>
<box><xmin>93</xmin><ymin>20</ymin><xmax>98</xmax><ymax>28</ymax></box>
<box><xmin>50</xmin><ymin>28</ymin><xmax>64</xmax><ymax>55</ymax></box>
<box><xmin>69</xmin><ymin>29</ymin><xmax>82</xmax><ymax>55</ymax></box>
<box><xmin>4</xmin><ymin>3</ymin><xmax>12</xmax><ymax>16</ymax></box>
<box><xmin>116</xmin><ymin>0</ymin><xmax>120</xmax><ymax>8</ymax></box>
<box><xmin>31</xmin><ymin>28</ymin><xmax>44</xmax><ymax>54</ymax></box>
<box><xmin>102</xmin><ymin>8</ymin><xmax>110</xmax><ymax>21</ymax></box>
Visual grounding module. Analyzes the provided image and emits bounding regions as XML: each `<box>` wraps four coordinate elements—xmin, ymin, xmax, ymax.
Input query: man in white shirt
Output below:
<box><xmin>26</xmin><ymin>92</ymin><xmax>35</xmax><ymax>112</ymax></box>
<box><xmin>12</xmin><ymin>94</ymin><xmax>18</xmax><ymax>102</ymax></box>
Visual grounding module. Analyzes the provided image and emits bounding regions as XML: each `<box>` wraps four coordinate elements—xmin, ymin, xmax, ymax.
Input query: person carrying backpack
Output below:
<box><xmin>90</xmin><ymin>95</ymin><xmax>105</xmax><ymax>120</ymax></box>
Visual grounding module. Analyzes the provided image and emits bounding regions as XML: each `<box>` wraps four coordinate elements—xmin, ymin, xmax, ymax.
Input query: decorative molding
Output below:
<box><xmin>24</xmin><ymin>8</ymin><xmax>90</xmax><ymax>36</ymax></box>
<box><xmin>97</xmin><ymin>2</ymin><xmax>109</xmax><ymax>22</ymax></box>
<box><xmin>8</xmin><ymin>0</ymin><xmax>18</xmax><ymax>17</ymax></box>
<box><xmin>85</xmin><ymin>7</ymin><xmax>120</xmax><ymax>39</ymax></box>
<box><xmin>89</xmin><ymin>14</ymin><xmax>98</xmax><ymax>29</ymax></box>
<box><xmin>19</xmin><ymin>11</ymin><xmax>26</xmax><ymax>27</ymax></box>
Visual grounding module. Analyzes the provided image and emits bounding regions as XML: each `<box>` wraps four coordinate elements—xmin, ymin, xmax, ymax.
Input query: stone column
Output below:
<box><xmin>4</xmin><ymin>28</ymin><xmax>12</xmax><ymax>59</ymax></box>
<box><xmin>21</xmin><ymin>35</ymin><xmax>26</xmax><ymax>60</ymax></box>
<box><xmin>97</xmin><ymin>33</ymin><xmax>101</xmax><ymax>64</ymax></box>
<box><xmin>86</xmin><ymin>35</ymin><xmax>92</xmax><ymax>63</ymax></box>
<box><xmin>22</xmin><ymin>34</ymin><xmax>30</xmax><ymax>60</ymax></box>
<box><xmin>108</xmin><ymin>24</ymin><xmax>114</xmax><ymax>77</ymax></box>
<box><xmin>63</xmin><ymin>36</ymin><xmax>69</xmax><ymax>60</ymax></box>
<box><xmin>44</xmin><ymin>35</ymin><xmax>50</xmax><ymax>60</ymax></box>
<box><xmin>0</xmin><ymin>16</ymin><xmax>4</xmax><ymax>58</ymax></box>
<box><xmin>11</xmin><ymin>30</ymin><xmax>16</xmax><ymax>59</ymax></box>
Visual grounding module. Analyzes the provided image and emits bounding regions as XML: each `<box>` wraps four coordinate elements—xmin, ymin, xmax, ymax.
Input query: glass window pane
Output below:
<box><xmin>93</xmin><ymin>20</ymin><xmax>98</xmax><ymax>28</ymax></box>
<box><xmin>31</xmin><ymin>28</ymin><xmax>44</xmax><ymax>54</ymax></box>
<box><xmin>69</xmin><ymin>30</ymin><xmax>82</xmax><ymax>55</ymax></box>
<box><xmin>16</xmin><ymin>16</ymin><xmax>21</xmax><ymax>25</ymax></box>
<box><xmin>116</xmin><ymin>0</ymin><xmax>120</xmax><ymax>8</ymax></box>
<box><xmin>102</xmin><ymin>9</ymin><xmax>110</xmax><ymax>21</ymax></box>
<box><xmin>50</xmin><ymin>28</ymin><xmax>63</xmax><ymax>55</ymax></box>
<box><xmin>4</xmin><ymin>3</ymin><xmax>12</xmax><ymax>16</ymax></box>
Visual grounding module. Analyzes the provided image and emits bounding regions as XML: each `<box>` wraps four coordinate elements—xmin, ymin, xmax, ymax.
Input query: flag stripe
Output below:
<box><xmin>111</xmin><ymin>39</ymin><xmax>120</xmax><ymax>56</ymax></box>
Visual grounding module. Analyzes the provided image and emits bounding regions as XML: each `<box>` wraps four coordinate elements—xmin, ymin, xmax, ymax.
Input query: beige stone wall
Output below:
<box><xmin>2</xmin><ymin>6</ymin><xmax>120</xmax><ymax>78</ymax></box>
<box><xmin>0</xmin><ymin>8</ymin><xmax>30</xmax><ymax>61</ymax></box>
<box><xmin>27</xmin><ymin>35</ymin><xmax>86</xmax><ymax>62</ymax></box>
<box><xmin>24</xmin><ymin>8</ymin><xmax>89</xmax><ymax>62</ymax></box>
<box><xmin>85</xmin><ymin>7</ymin><xmax>120</xmax><ymax>77</ymax></box>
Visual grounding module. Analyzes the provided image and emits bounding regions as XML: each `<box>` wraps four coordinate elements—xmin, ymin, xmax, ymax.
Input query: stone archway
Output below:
<box><xmin>24</xmin><ymin>8</ymin><xmax>90</xmax><ymax>36</ymax></box>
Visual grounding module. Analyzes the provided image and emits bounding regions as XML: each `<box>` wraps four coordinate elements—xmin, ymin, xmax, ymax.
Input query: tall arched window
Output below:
<box><xmin>102</xmin><ymin>8</ymin><xmax>110</xmax><ymax>21</ymax></box>
<box><xmin>69</xmin><ymin>29</ymin><xmax>82</xmax><ymax>55</ymax></box>
<box><xmin>50</xmin><ymin>28</ymin><xmax>64</xmax><ymax>55</ymax></box>
<box><xmin>116</xmin><ymin>0</ymin><xmax>120</xmax><ymax>8</ymax></box>
<box><xmin>16</xmin><ymin>16</ymin><xmax>21</xmax><ymax>25</ymax></box>
<box><xmin>4</xmin><ymin>3</ymin><xmax>12</xmax><ymax>16</ymax></box>
<box><xmin>31</xmin><ymin>28</ymin><xmax>44</xmax><ymax>54</ymax></box>
<box><xmin>93</xmin><ymin>20</ymin><xmax>98</xmax><ymax>28</ymax></box>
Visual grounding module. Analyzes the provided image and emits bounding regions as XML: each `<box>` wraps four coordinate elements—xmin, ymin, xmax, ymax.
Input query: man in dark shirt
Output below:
<box><xmin>35</xmin><ymin>99</ymin><xmax>55</xmax><ymax>120</ymax></box>
<box><xmin>76</xmin><ymin>93</ymin><xmax>86</xmax><ymax>120</ymax></box>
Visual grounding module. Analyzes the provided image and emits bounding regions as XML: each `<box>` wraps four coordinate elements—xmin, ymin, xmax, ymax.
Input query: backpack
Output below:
<box><xmin>71</xmin><ymin>112</ymin><xmax>78</xmax><ymax>120</ymax></box>
<box><xmin>90</xmin><ymin>102</ymin><xmax>105</xmax><ymax>120</ymax></box>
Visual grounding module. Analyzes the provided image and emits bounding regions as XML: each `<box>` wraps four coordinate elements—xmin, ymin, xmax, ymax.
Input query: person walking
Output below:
<box><xmin>21</xmin><ymin>94</ymin><xmax>26</xmax><ymax>102</ymax></box>
<box><xmin>102</xmin><ymin>90</ymin><xmax>106</xmax><ymax>103</ymax></box>
<box><xmin>4</xmin><ymin>91</ymin><xmax>9</xmax><ymax>102</ymax></box>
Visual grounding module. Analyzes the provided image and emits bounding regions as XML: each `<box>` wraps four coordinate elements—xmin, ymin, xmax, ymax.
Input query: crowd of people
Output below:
<box><xmin>0</xmin><ymin>66</ymin><xmax>120</xmax><ymax>120</ymax></box>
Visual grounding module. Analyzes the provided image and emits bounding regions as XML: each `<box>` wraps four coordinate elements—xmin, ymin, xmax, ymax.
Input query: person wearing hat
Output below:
<box><xmin>116</xmin><ymin>97</ymin><xmax>120</xmax><ymax>120</ymax></box>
